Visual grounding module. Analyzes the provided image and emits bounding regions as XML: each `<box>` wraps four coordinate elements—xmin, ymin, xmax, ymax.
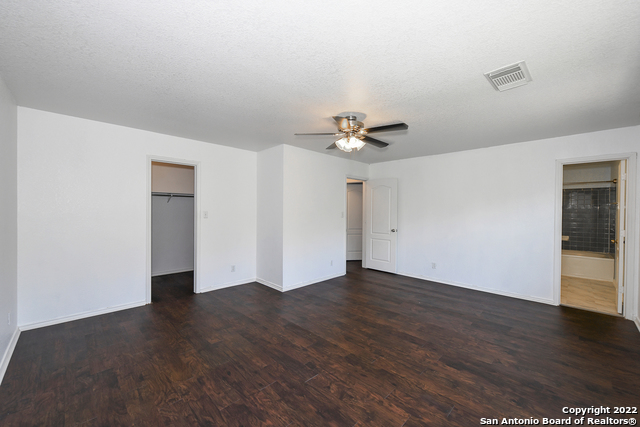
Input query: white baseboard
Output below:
<box><xmin>18</xmin><ymin>300</ymin><xmax>147</xmax><ymax>331</ymax></box>
<box><xmin>198</xmin><ymin>277</ymin><xmax>257</xmax><ymax>293</ymax></box>
<box><xmin>284</xmin><ymin>272</ymin><xmax>346</xmax><ymax>292</ymax></box>
<box><xmin>258</xmin><ymin>272</ymin><xmax>347</xmax><ymax>293</ymax></box>
<box><xmin>635</xmin><ymin>317</ymin><xmax>640</xmax><ymax>334</ymax></box>
<box><xmin>397</xmin><ymin>271</ymin><xmax>555</xmax><ymax>306</ymax></box>
<box><xmin>151</xmin><ymin>268</ymin><xmax>194</xmax><ymax>277</ymax></box>
<box><xmin>256</xmin><ymin>278</ymin><xmax>283</xmax><ymax>292</ymax></box>
<box><xmin>0</xmin><ymin>328</ymin><xmax>21</xmax><ymax>385</ymax></box>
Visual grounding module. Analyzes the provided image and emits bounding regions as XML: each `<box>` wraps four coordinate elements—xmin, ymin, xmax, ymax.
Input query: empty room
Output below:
<box><xmin>1</xmin><ymin>0</ymin><xmax>639</xmax><ymax>425</ymax></box>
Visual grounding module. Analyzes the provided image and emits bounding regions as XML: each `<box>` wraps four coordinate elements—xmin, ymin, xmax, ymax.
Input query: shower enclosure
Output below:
<box><xmin>562</xmin><ymin>185</ymin><xmax>616</xmax><ymax>255</ymax></box>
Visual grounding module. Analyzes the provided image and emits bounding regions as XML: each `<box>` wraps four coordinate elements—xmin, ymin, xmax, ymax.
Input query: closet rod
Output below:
<box><xmin>564</xmin><ymin>179</ymin><xmax>616</xmax><ymax>185</ymax></box>
<box><xmin>151</xmin><ymin>192</ymin><xmax>194</xmax><ymax>197</ymax></box>
<box><xmin>152</xmin><ymin>192</ymin><xmax>194</xmax><ymax>202</ymax></box>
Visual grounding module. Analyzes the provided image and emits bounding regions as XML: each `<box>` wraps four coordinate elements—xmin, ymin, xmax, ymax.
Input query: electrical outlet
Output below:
<box><xmin>330</xmin><ymin>260</ymin><xmax>333</xmax><ymax>266</ymax></box>
<box><xmin>7</xmin><ymin>312</ymin><xmax>10</xmax><ymax>326</ymax></box>
<box><xmin>431</xmin><ymin>263</ymin><xmax>437</xmax><ymax>269</ymax></box>
<box><xmin>203</xmin><ymin>211</ymin><xmax>209</xmax><ymax>219</ymax></box>
<box><xmin>231</xmin><ymin>265</ymin><xmax>236</xmax><ymax>272</ymax></box>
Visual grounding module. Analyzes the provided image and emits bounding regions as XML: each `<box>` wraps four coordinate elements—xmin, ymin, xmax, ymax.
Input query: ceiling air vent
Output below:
<box><xmin>484</xmin><ymin>61</ymin><xmax>532</xmax><ymax>91</ymax></box>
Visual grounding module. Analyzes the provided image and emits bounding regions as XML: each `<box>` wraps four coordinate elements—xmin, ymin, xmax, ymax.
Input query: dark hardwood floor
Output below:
<box><xmin>1</xmin><ymin>262</ymin><xmax>639</xmax><ymax>426</ymax></box>
<box><xmin>151</xmin><ymin>271</ymin><xmax>195</xmax><ymax>303</ymax></box>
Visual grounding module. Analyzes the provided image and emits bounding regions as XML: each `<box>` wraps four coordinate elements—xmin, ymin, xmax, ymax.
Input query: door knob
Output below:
<box><xmin>611</xmin><ymin>239</ymin><xmax>618</xmax><ymax>244</ymax></box>
<box><xmin>391</xmin><ymin>229</ymin><xmax>397</xmax><ymax>232</ymax></box>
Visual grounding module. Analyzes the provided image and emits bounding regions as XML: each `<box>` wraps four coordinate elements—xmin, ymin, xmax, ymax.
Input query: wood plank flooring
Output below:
<box><xmin>1</xmin><ymin>263</ymin><xmax>639</xmax><ymax>426</ymax></box>
<box><xmin>151</xmin><ymin>270</ymin><xmax>195</xmax><ymax>303</ymax></box>
<box><xmin>561</xmin><ymin>275</ymin><xmax>618</xmax><ymax>315</ymax></box>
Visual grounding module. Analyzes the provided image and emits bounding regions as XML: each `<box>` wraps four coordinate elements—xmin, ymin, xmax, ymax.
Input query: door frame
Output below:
<box><xmin>345</xmin><ymin>175</ymin><xmax>368</xmax><ymax>268</ymax></box>
<box><xmin>345</xmin><ymin>180</ymin><xmax>364</xmax><ymax>261</ymax></box>
<box><xmin>146</xmin><ymin>156</ymin><xmax>201</xmax><ymax>303</ymax></box>
<box><xmin>553</xmin><ymin>152</ymin><xmax>637</xmax><ymax>320</ymax></box>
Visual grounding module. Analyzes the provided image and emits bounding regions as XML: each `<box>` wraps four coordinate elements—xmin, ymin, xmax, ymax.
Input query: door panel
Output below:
<box><xmin>364</xmin><ymin>178</ymin><xmax>397</xmax><ymax>273</ymax></box>
<box><xmin>371</xmin><ymin>186</ymin><xmax>392</xmax><ymax>234</ymax></box>
<box><xmin>371</xmin><ymin>239</ymin><xmax>391</xmax><ymax>261</ymax></box>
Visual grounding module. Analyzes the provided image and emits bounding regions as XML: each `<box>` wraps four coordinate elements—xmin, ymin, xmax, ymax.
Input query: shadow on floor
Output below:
<box><xmin>152</xmin><ymin>271</ymin><xmax>194</xmax><ymax>302</ymax></box>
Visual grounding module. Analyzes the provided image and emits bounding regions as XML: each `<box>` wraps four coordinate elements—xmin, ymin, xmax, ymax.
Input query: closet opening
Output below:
<box><xmin>346</xmin><ymin>178</ymin><xmax>364</xmax><ymax>265</ymax></box>
<box><xmin>150</xmin><ymin>161</ymin><xmax>196</xmax><ymax>302</ymax></box>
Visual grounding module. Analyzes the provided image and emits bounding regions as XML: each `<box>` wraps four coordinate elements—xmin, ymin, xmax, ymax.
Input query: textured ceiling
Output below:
<box><xmin>1</xmin><ymin>0</ymin><xmax>639</xmax><ymax>163</ymax></box>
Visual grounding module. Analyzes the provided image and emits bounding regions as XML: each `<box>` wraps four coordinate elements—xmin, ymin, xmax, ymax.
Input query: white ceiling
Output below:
<box><xmin>1</xmin><ymin>0</ymin><xmax>639</xmax><ymax>164</ymax></box>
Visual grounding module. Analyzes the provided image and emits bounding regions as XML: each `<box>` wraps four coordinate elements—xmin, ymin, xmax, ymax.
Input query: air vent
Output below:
<box><xmin>484</xmin><ymin>61</ymin><xmax>532</xmax><ymax>91</ymax></box>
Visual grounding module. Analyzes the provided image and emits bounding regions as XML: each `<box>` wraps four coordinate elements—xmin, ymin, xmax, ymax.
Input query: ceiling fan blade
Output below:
<box><xmin>294</xmin><ymin>132</ymin><xmax>342</xmax><ymax>136</ymax></box>
<box><xmin>326</xmin><ymin>142</ymin><xmax>337</xmax><ymax>149</ymax></box>
<box><xmin>363</xmin><ymin>122</ymin><xmax>408</xmax><ymax>133</ymax></box>
<box><xmin>362</xmin><ymin>135</ymin><xmax>389</xmax><ymax>148</ymax></box>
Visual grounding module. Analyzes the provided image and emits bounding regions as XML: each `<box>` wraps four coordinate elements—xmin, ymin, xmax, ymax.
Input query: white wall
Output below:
<box><xmin>12</xmin><ymin>105</ymin><xmax>640</xmax><ymax>333</ymax></box>
<box><xmin>369</xmin><ymin>126</ymin><xmax>640</xmax><ymax>320</ymax></box>
<box><xmin>0</xmin><ymin>75</ymin><xmax>18</xmax><ymax>382</ymax></box>
<box><xmin>151</xmin><ymin>195</ymin><xmax>194</xmax><ymax>276</ymax></box>
<box><xmin>17</xmin><ymin>108</ymin><xmax>257</xmax><ymax>327</ymax></box>
<box><xmin>256</xmin><ymin>145</ymin><xmax>284</xmax><ymax>288</ymax></box>
<box><xmin>282</xmin><ymin>145</ymin><xmax>368</xmax><ymax>290</ymax></box>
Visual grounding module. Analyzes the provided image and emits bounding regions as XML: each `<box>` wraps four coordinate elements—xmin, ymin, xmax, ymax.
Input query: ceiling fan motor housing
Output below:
<box><xmin>339</xmin><ymin>116</ymin><xmax>364</xmax><ymax>133</ymax></box>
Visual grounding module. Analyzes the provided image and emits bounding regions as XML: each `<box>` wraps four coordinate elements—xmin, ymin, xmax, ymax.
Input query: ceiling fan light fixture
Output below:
<box><xmin>349</xmin><ymin>136</ymin><xmax>365</xmax><ymax>151</ymax></box>
<box><xmin>336</xmin><ymin>137</ymin><xmax>352</xmax><ymax>152</ymax></box>
<box><xmin>335</xmin><ymin>135</ymin><xmax>365</xmax><ymax>152</ymax></box>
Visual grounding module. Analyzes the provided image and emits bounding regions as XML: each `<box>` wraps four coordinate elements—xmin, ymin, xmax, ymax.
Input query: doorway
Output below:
<box><xmin>346</xmin><ymin>178</ymin><xmax>364</xmax><ymax>262</ymax></box>
<box><xmin>560</xmin><ymin>160</ymin><xmax>626</xmax><ymax>315</ymax></box>
<box><xmin>148</xmin><ymin>160</ymin><xmax>197</xmax><ymax>302</ymax></box>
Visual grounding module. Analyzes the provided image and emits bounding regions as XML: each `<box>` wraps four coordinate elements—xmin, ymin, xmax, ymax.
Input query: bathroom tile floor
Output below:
<box><xmin>561</xmin><ymin>276</ymin><xmax>618</xmax><ymax>315</ymax></box>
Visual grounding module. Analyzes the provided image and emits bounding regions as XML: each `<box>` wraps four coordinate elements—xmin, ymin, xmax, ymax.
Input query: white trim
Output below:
<box><xmin>151</xmin><ymin>268</ymin><xmax>194</xmax><ymax>277</ymax></box>
<box><xmin>0</xmin><ymin>328</ymin><xmax>20</xmax><ymax>385</ymax></box>
<box><xmin>198</xmin><ymin>277</ymin><xmax>257</xmax><ymax>293</ymax></box>
<box><xmin>345</xmin><ymin>174</ymin><xmax>369</xmax><ymax>182</ymax></box>
<box><xmin>554</xmin><ymin>153</ymin><xmax>638</xmax><ymax>322</ymax></box>
<box><xmin>397</xmin><ymin>271</ymin><xmax>555</xmax><ymax>306</ymax></box>
<box><xmin>634</xmin><ymin>317</ymin><xmax>640</xmax><ymax>333</ymax></box>
<box><xmin>18</xmin><ymin>300</ymin><xmax>146</xmax><ymax>331</ymax></box>
<box><xmin>257</xmin><ymin>278</ymin><xmax>283</xmax><ymax>292</ymax></box>
<box><xmin>553</xmin><ymin>160</ymin><xmax>564</xmax><ymax>306</ymax></box>
<box><xmin>256</xmin><ymin>273</ymin><xmax>346</xmax><ymax>293</ymax></box>
<box><xmin>147</xmin><ymin>156</ymin><xmax>200</xmax><ymax>302</ymax></box>
<box><xmin>284</xmin><ymin>272</ymin><xmax>346</xmax><ymax>292</ymax></box>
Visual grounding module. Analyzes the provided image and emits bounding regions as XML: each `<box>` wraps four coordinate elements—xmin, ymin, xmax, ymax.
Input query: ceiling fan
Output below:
<box><xmin>295</xmin><ymin>115</ymin><xmax>408</xmax><ymax>152</ymax></box>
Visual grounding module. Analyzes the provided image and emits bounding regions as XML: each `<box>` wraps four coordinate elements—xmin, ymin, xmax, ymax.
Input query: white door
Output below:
<box><xmin>615</xmin><ymin>160</ymin><xmax>627</xmax><ymax>314</ymax></box>
<box><xmin>346</xmin><ymin>183</ymin><xmax>363</xmax><ymax>260</ymax></box>
<box><xmin>363</xmin><ymin>178</ymin><xmax>398</xmax><ymax>273</ymax></box>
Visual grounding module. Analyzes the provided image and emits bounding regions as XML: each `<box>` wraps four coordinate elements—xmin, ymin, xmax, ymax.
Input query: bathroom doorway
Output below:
<box><xmin>560</xmin><ymin>160</ymin><xmax>626</xmax><ymax>315</ymax></box>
